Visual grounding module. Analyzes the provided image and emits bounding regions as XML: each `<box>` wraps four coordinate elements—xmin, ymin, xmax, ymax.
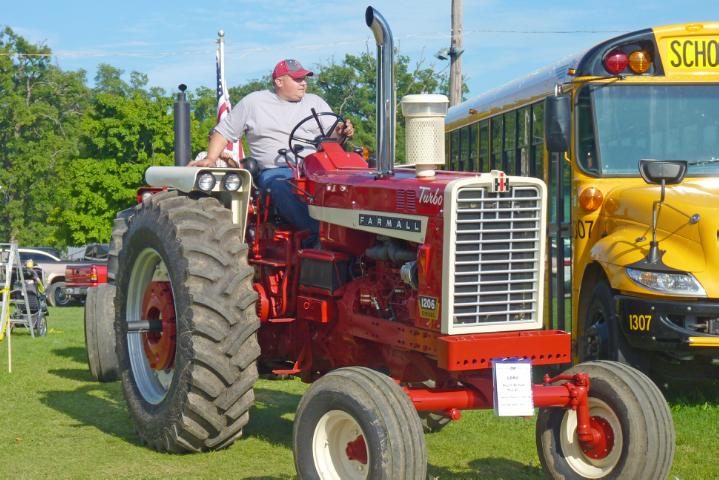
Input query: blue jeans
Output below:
<box><xmin>258</xmin><ymin>167</ymin><xmax>319</xmax><ymax>246</ymax></box>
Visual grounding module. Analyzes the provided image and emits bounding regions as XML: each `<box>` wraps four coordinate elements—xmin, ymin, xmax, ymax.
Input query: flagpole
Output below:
<box><xmin>218</xmin><ymin>30</ymin><xmax>225</xmax><ymax>105</ymax></box>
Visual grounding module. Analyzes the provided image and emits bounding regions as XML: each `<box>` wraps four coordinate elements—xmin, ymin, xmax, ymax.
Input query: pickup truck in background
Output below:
<box><xmin>17</xmin><ymin>247</ymin><xmax>71</xmax><ymax>307</ymax></box>
<box><xmin>63</xmin><ymin>244</ymin><xmax>109</xmax><ymax>303</ymax></box>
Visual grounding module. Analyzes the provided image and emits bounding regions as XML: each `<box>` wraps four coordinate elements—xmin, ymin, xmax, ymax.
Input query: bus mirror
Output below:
<box><xmin>638</xmin><ymin>160</ymin><xmax>687</xmax><ymax>186</ymax></box>
<box><xmin>544</xmin><ymin>95</ymin><xmax>571</xmax><ymax>153</ymax></box>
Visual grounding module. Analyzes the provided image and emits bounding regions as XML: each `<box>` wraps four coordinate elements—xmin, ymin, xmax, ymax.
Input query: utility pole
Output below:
<box><xmin>449</xmin><ymin>0</ymin><xmax>463</xmax><ymax>106</ymax></box>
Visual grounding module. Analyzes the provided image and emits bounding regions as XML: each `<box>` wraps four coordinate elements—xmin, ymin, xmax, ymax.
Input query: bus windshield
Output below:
<box><xmin>577</xmin><ymin>84</ymin><xmax>719</xmax><ymax>176</ymax></box>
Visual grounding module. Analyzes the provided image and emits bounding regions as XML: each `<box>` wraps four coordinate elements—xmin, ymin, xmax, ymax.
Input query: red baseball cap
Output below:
<box><xmin>272</xmin><ymin>59</ymin><xmax>313</xmax><ymax>80</ymax></box>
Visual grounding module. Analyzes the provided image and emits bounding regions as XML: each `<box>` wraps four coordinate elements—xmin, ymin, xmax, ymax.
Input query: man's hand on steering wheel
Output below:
<box><xmin>331</xmin><ymin>119</ymin><xmax>354</xmax><ymax>140</ymax></box>
<box><xmin>288</xmin><ymin>110</ymin><xmax>351</xmax><ymax>162</ymax></box>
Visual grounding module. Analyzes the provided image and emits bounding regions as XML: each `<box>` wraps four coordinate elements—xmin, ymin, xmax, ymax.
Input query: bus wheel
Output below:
<box><xmin>536</xmin><ymin>360</ymin><xmax>675</xmax><ymax>479</ymax></box>
<box><xmin>579</xmin><ymin>280</ymin><xmax>639</xmax><ymax>367</ymax></box>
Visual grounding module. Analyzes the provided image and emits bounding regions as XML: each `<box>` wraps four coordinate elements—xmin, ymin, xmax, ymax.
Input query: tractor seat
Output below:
<box><xmin>241</xmin><ymin>156</ymin><xmax>261</xmax><ymax>185</ymax></box>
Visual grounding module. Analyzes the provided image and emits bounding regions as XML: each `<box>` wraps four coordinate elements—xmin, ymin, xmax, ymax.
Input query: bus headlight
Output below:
<box><xmin>223</xmin><ymin>173</ymin><xmax>241</xmax><ymax>191</ymax></box>
<box><xmin>196</xmin><ymin>172</ymin><xmax>216</xmax><ymax>192</ymax></box>
<box><xmin>626</xmin><ymin>267</ymin><xmax>706</xmax><ymax>296</ymax></box>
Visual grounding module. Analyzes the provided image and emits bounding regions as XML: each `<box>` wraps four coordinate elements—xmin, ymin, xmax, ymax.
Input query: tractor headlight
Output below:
<box><xmin>626</xmin><ymin>267</ymin><xmax>706</xmax><ymax>296</ymax></box>
<box><xmin>223</xmin><ymin>173</ymin><xmax>241</xmax><ymax>191</ymax></box>
<box><xmin>196</xmin><ymin>172</ymin><xmax>216</xmax><ymax>192</ymax></box>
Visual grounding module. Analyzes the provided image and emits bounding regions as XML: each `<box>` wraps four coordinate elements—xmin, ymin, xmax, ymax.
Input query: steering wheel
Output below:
<box><xmin>287</xmin><ymin>110</ymin><xmax>346</xmax><ymax>165</ymax></box>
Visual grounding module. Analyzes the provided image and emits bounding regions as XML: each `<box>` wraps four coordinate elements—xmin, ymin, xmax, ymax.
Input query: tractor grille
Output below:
<box><xmin>450</xmin><ymin>185</ymin><xmax>542</xmax><ymax>330</ymax></box>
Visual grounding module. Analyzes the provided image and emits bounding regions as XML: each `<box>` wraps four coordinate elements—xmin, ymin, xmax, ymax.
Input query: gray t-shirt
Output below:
<box><xmin>214</xmin><ymin>90</ymin><xmax>333</xmax><ymax>169</ymax></box>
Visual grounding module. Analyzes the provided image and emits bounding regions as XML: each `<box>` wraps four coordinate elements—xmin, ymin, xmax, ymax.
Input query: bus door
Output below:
<box><xmin>544</xmin><ymin>95</ymin><xmax>573</xmax><ymax>333</ymax></box>
<box><xmin>547</xmin><ymin>151</ymin><xmax>572</xmax><ymax>332</ymax></box>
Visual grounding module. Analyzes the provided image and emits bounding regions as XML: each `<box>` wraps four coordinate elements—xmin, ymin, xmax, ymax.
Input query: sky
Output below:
<box><xmin>3</xmin><ymin>0</ymin><xmax>715</xmax><ymax>99</ymax></box>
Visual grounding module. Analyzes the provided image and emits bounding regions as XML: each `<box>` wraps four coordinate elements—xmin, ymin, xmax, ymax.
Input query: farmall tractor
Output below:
<box><xmin>84</xmin><ymin>7</ymin><xmax>675</xmax><ymax>479</ymax></box>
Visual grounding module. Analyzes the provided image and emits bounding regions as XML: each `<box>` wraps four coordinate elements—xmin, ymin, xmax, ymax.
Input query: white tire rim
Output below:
<box><xmin>312</xmin><ymin>409</ymin><xmax>369</xmax><ymax>480</ymax></box>
<box><xmin>560</xmin><ymin>397</ymin><xmax>623</xmax><ymax>478</ymax></box>
<box><xmin>126</xmin><ymin>247</ymin><xmax>175</xmax><ymax>405</ymax></box>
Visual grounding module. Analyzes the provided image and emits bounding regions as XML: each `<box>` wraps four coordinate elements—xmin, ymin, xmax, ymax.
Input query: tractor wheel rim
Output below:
<box><xmin>559</xmin><ymin>397</ymin><xmax>622</xmax><ymax>478</ymax></box>
<box><xmin>312</xmin><ymin>410</ymin><xmax>369</xmax><ymax>480</ymax></box>
<box><xmin>141</xmin><ymin>281</ymin><xmax>176</xmax><ymax>370</ymax></box>
<box><xmin>126</xmin><ymin>248</ymin><xmax>176</xmax><ymax>405</ymax></box>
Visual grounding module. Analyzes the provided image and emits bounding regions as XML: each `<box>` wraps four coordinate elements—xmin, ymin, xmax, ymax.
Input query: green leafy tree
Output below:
<box><xmin>62</xmin><ymin>73</ymin><xmax>178</xmax><ymax>243</ymax></box>
<box><xmin>0</xmin><ymin>27</ymin><xmax>90</xmax><ymax>246</ymax></box>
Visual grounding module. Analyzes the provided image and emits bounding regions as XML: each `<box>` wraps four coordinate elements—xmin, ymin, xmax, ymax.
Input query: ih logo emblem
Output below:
<box><xmin>489</xmin><ymin>170</ymin><xmax>510</xmax><ymax>193</ymax></box>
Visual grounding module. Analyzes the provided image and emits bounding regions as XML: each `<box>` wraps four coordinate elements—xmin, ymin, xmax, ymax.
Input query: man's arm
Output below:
<box><xmin>188</xmin><ymin>132</ymin><xmax>237</xmax><ymax>167</ymax></box>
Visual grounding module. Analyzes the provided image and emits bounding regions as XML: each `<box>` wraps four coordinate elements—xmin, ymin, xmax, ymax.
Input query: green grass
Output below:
<box><xmin>1</xmin><ymin>306</ymin><xmax>717</xmax><ymax>479</ymax></box>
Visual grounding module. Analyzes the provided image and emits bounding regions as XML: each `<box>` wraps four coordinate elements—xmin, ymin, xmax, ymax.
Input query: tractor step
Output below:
<box><xmin>272</xmin><ymin>367</ymin><xmax>301</xmax><ymax>375</ymax></box>
<box><xmin>268</xmin><ymin>317</ymin><xmax>295</xmax><ymax>324</ymax></box>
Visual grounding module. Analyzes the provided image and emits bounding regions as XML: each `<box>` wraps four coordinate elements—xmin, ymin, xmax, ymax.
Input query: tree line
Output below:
<box><xmin>0</xmin><ymin>27</ymin><xmax>449</xmax><ymax>249</ymax></box>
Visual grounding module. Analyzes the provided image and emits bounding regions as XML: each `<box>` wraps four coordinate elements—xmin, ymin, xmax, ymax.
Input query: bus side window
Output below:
<box><xmin>504</xmin><ymin>111</ymin><xmax>517</xmax><ymax>174</ymax></box>
<box><xmin>531</xmin><ymin>102</ymin><xmax>545</xmax><ymax>179</ymax></box>
<box><xmin>444</xmin><ymin>132</ymin><xmax>451</xmax><ymax>168</ymax></box>
<box><xmin>491</xmin><ymin>116</ymin><xmax>503</xmax><ymax>170</ymax></box>
<box><xmin>451</xmin><ymin>129</ymin><xmax>460</xmax><ymax>170</ymax></box>
<box><xmin>468</xmin><ymin>123</ymin><xmax>478</xmax><ymax>172</ymax></box>
<box><xmin>576</xmin><ymin>88</ymin><xmax>598</xmax><ymax>173</ymax></box>
<box><xmin>459</xmin><ymin>126</ymin><xmax>469</xmax><ymax>171</ymax></box>
<box><xmin>518</xmin><ymin>106</ymin><xmax>531</xmax><ymax>176</ymax></box>
<box><xmin>479</xmin><ymin>120</ymin><xmax>490</xmax><ymax>173</ymax></box>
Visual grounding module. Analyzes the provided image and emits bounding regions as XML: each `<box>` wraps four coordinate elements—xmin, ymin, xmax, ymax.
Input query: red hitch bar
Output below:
<box><xmin>404</xmin><ymin>372</ymin><xmax>601</xmax><ymax>453</ymax></box>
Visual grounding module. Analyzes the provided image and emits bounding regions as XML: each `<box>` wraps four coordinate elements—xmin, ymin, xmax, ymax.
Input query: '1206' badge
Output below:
<box><xmin>419</xmin><ymin>296</ymin><xmax>439</xmax><ymax>321</ymax></box>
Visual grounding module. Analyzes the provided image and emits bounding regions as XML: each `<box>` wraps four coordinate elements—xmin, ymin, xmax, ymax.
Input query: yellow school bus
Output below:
<box><xmin>445</xmin><ymin>23</ymin><xmax>719</xmax><ymax>375</ymax></box>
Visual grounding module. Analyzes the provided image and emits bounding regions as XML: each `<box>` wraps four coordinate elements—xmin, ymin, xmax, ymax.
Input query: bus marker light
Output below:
<box><xmin>579</xmin><ymin>186</ymin><xmax>604</xmax><ymax>211</ymax></box>
<box><xmin>628</xmin><ymin>50</ymin><xmax>652</xmax><ymax>74</ymax></box>
<box><xmin>603</xmin><ymin>49</ymin><xmax>628</xmax><ymax>75</ymax></box>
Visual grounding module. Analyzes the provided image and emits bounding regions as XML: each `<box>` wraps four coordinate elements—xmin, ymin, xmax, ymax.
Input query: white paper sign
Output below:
<box><xmin>492</xmin><ymin>358</ymin><xmax>534</xmax><ymax>416</ymax></box>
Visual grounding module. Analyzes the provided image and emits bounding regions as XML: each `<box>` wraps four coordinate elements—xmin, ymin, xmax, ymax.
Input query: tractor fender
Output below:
<box><xmin>144</xmin><ymin>166</ymin><xmax>252</xmax><ymax>235</ymax></box>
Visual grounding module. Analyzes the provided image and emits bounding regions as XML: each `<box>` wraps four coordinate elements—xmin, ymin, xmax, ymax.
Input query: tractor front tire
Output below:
<box><xmin>293</xmin><ymin>367</ymin><xmax>427</xmax><ymax>480</ymax></box>
<box><xmin>84</xmin><ymin>284</ymin><xmax>119</xmax><ymax>382</ymax></box>
<box><xmin>115</xmin><ymin>191</ymin><xmax>260</xmax><ymax>452</ymax></box>
<box><xmin>536</xmin><ymin>360</ymin><xmax>675</xmax><ymax>480</ymax></box>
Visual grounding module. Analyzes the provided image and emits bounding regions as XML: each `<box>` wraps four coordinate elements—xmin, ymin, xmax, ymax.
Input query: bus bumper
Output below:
<box><xmin>616</xmin><ymin>295</ymin><xmax>719</xmax><ymax>355</ymax></box>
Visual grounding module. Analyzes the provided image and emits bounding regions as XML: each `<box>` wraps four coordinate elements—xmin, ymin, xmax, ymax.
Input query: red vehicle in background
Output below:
<box><xmin>64</xmin><ymin>243</ymin><xmax>109</xmax><ymax>303</ymax></box>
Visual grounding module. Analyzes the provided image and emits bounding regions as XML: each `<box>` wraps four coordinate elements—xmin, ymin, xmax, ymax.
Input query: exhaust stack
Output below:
<box><xmin>365</xmin><ymin>6</ymin><xmax>395</xmax><ymax>177</ymax></box>
<box><xmin>174</xmin><ymin>84</ymin><xmax>191</xmax><ymax>166</ymax></box>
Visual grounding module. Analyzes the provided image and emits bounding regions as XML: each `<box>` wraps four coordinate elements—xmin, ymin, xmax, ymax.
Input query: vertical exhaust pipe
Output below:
<box><xmin>174</xmin><ymin>84</ymin><xmax>191</xmax><ymax>166</ymax></box>
<box><xmin>365</xmin><ymin>6</ymin><xmax>395</xmax><ymax>177</ymax></box>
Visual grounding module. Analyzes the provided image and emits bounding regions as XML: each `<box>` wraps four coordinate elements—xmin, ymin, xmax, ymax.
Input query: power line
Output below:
<box><xmin>0</xmin><ymin>28</ymin><xmax>627</xmax><ymax>60</ymax></box>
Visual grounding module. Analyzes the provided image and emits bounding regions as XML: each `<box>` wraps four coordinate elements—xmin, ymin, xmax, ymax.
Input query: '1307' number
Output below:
<box><xmin>575</xmin><ymin>220</ymin><xmax>594</xmax><ymax>239</ymax></box>
<box><xmin>628</xmin><ymin>314</ymin><xmax>652</xmax><ymax>332</ymax></box>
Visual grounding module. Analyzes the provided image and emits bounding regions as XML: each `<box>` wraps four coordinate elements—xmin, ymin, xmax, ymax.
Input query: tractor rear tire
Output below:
<box><xmin>85</xmin><ymin>284</ymin><xmax>119</xmax><ymax>382</ymax></box>
<box><xmin>293</xmin><ymin>367</ymin><xmax>427</xmax><ymax>480</ymax></box>
<box><xmin>115</xmin><ymin>191</ymin><xmax>260</xmax><ymax>452</ymax></box>
<box><xmin>536</xmin><ymin>360</ymin><xmax>675</xmax><ymax>480</ymax></box>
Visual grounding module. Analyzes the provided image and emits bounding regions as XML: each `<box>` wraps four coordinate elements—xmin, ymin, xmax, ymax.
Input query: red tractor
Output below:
<box><xmin>86</xmin><ymin>7</ymin><xmax>675</xmax><ymax>479</ymax></box>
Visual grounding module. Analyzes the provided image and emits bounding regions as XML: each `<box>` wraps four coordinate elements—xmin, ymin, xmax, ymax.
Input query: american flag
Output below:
<box><xmin>216</xmin><ymin>31</ymin><xmax>242</xmax><ymax>160</ymax></box>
